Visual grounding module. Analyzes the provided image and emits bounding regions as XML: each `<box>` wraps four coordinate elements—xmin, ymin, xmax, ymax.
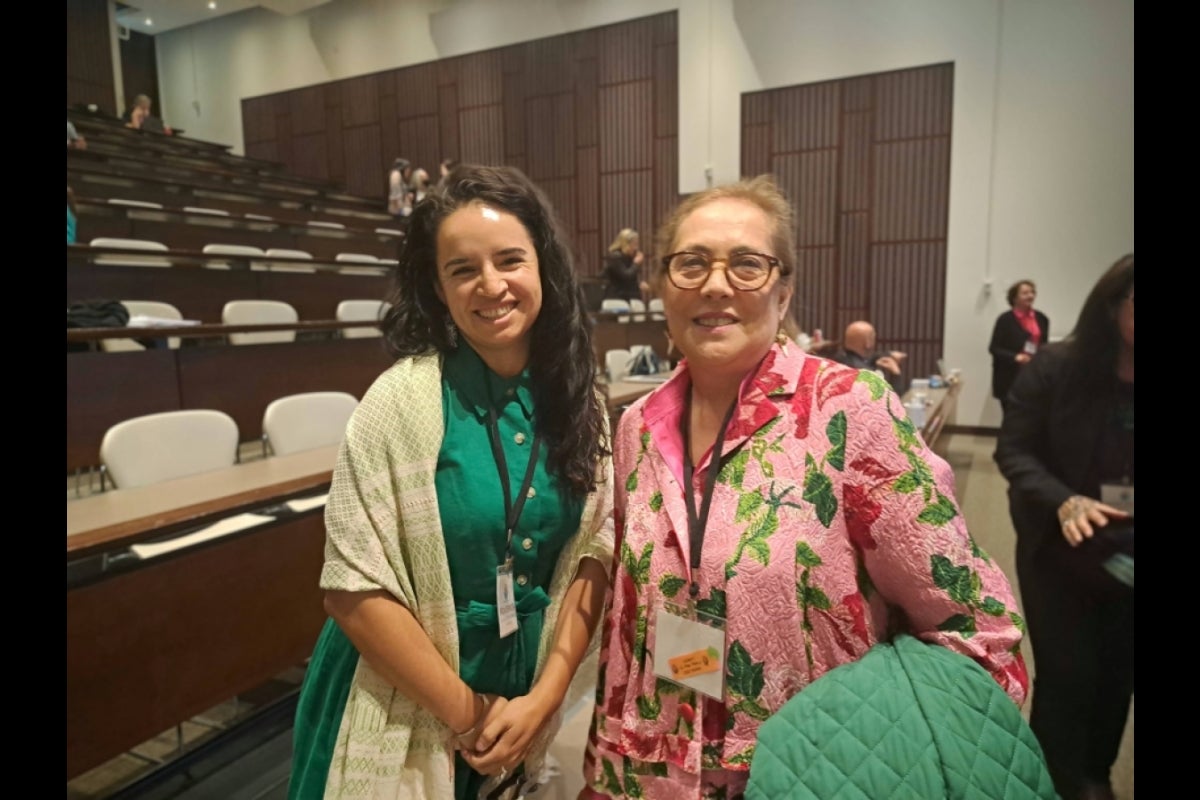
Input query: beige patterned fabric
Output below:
<box><xmin>320</xmin><ymin>353</ymin><xmax>615</xmax><ymax>798</ymax></box>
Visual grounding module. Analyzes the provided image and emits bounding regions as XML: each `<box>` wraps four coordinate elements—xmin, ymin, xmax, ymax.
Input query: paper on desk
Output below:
<box><xmin>285</xmin><ymin>493</ymin><xmax>329</xmax><ymax>513</ymax></box>
<box><xmin>127</xmin><ymin>315</ymin><xmax>203</xmax><ymax>328</ymax></box>
<box><xmin>130</xmin><ymin>512</ymin><xmax>276</xmax><ymax>559</ymax></box>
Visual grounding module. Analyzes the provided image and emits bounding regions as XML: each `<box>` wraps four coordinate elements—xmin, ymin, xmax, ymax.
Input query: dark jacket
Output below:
<box><xmin>830</xmin><ymin>348</ymin><xmax>905</xmax><ymax>394</ymax></box>
<box><xmin>989</xmin><ymin>309</ymin><xmax>1050</xmax><ymax>401</ymax></box>
<box><xmin>994</xmin><ymin>343</ymin><xmax>1119</xmax><ymax>561</ymax></box>
<box><xmin>602</xmin><ymin>251</ymin><xmax>641</xmax><ymax>302</ymax></box>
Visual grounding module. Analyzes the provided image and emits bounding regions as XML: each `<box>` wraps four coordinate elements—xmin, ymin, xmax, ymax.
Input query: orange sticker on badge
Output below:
<box><xmin>668</xmin><ymin>646</ymin><xmax>722</xmax><ymax>680</ymax></box>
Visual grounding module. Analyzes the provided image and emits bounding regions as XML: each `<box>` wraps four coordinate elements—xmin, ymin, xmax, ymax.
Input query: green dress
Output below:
<box><xmin>289</xmin><ymin>345</ymin><xmax>583</xmax><ymax>799</ymax></box>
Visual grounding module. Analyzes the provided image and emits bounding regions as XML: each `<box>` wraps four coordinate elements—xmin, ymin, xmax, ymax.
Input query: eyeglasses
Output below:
<box><xmin>661</xmin><ymin>250</ymin><xmax>782</xmax><ymax>291</ymax></box>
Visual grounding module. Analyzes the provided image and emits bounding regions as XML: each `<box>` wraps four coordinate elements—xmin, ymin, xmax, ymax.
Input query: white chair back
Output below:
<box><xmin>600</xmin><ymin>299</ymin><xmax>631</xmax><ymax>323</ymax></box>
<box><xmin>100</xmin><ymin>410</ymin><xmax>238</xmax><ymax>490</ymax></box>
<box><xmin>629</xmin><ymin>298</ymin><xmax>647</xmax><ymax>322</ymax></box>
<box><xmin>107</xmin><ymin>198</ymin><xmax>163</xmax><ymax>209</ymax></box>
<box><xmin>89</xmin><ymin>238</ymin><xmax>171</xmax><ymax>268</ymax></box>
<box><xmin>185</xmin><ymin>206</ymin><xmax>230</xmax><ymax>216</ymax></box>
<box><xmin>222</xmin><ymin>300</ymin><xmax>299</xmax><ymax>345</ymax></box>
<box><xmin>336</xmin><ymin>300</ymin><xmax>389</xmax><ymax>339</ymax></box>
<box><xmin>262</xmin><ymin>248</ymin><xmax>316</xmax><ymax>273</ymax></box>
<box><xmin>262</xmin><ymin>392</ymin><xmax>358</xmax><ymax>456</ymax></box>
<box><xmin>648</xmin><ymin>298</ymin><xmax>666</xmax><ymax>320</ymax></box>
<box><xmin>605</xmin><ymin>349</ymin><xmax>632</xmax><ymax>383</ymax></box>
<box><xmin>100</xmin><ymin>300</ymin><xmax>186</xmax><ymax>352</ymax></box>
<box><xmin>202</xmin><ymin>243</ymin><xmax>264</xmax><ymax>271</ymax></box>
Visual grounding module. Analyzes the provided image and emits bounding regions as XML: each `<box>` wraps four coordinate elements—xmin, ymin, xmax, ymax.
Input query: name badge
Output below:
<box><xmin>653</xmin><ymin>603</ymin><xmax>726</xmax><ymax>700</ymax></box>
<box><xmin>1023</xmin><ymin>340</ymin><xmax>1038</xmax><ymax>355</ymax></box>
<box><xmin>1100</xmin><ymin>483</ymin><xmax>1135</xmax><ymax>516</ymax></box>
<box><xmin>496</xmin><ymin>563</ymin><xmax>519</xmax><ymax>639</ymax></box>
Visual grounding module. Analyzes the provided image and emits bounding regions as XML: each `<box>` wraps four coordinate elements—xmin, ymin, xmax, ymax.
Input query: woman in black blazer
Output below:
<box><xmin>989</xmin><ymin>280</ymin><xmax>1050</xmax><ymax>413</ymax></box>
<box><xmin>994</xmin><ymin>255</ymin><xmax>1134</xmax><ymax>800</ymax></box>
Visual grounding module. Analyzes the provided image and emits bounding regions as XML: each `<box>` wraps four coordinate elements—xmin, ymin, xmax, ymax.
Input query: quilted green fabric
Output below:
<box><xmin>746</xmin><ymin>636</ymin><xmax>1058</xmax><ymax>799</ymax></box>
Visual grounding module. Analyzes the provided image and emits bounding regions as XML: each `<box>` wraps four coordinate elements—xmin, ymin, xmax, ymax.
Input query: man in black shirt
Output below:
<box><xmin>831</xmin><ymin>320</ymin><xmax>906</xmax><ymax>394</ymax></box>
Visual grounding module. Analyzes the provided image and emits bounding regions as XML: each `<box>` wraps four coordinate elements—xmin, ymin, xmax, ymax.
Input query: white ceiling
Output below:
<box><xmin>115</xmin><ymin>0</ymin><xmax>334</xmax><ymax>35</ymax></box>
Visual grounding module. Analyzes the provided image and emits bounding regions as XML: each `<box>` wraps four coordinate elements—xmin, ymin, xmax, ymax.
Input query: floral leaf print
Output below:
<box><xmin>850</xmin><ymin>454</ymin><xmax>901</xmax><ymax>482</ymax></box>
<box><xmin>601</xmin><ymin>758</ymin><xmax>623</xmax><ymax>797</ymax></box>
<box><xmin>696</xmin><ymin>588</ymin><xmax>727</xmax><ymax>619</ymax></box>
<box><xmin>937</xmin><ymin>613</ymin><xmax>977</xmax><ymax>638</ymax></box>
<box><xmin>656</xmin><ymin>678</ymin><xmax>684</xmax><ymax>695</ymax></box>
<box><xmin>659</xmin><ymin>574</ymin><xmax>687</xmax><ymax>599</ymax></box>
<box><xmin>856</xmin><ymin>370</ymin><xmax>891</xmax><ymax>401</ymax></box>
<box><xmin>1009</xmin><ymin>610</ymin><xmax>1027</xmax><ymax>634</ymax></box>
<box><xmin>731</xmin><ymin>698</ymin><xmax>771</xmax><ymax>721</ymax></box>
<box><xmin>981</xmin><ymin>596</ymin><xmax>1007</xmax><ymax>616</ymax></box>
<box><xmin>918</xmin><ymin>491</ymin><xmax>959</xmax><ymax>526</ymax></box>
<box><xmin>826</xmin><ymin>411</ymin><xmax>847</xmax><ymax>471</ymax></box>
<box><xmin>727</xmin><ymin>640</ymin><xmax>765</xmax><ymax>699</ymax></box>
<box><xmin>803</xmin><ymin>457</ymin><xmax>838</xmax><ymax>527</ymax></box>
<box><xmin>622</xmin><ymin>541</ymin><xmax>654</xmax><ymax>586</ymax></box>
<box><xmin>856</xmin><ymin>559</ymin><xmax>876</xmax><ymax>599</ymax></box>
<box><xmin>649</xmin><ymin>491</ymin><xmax>663</xmax><ymax>512</ymax></box>
<box><xmin>843</xmin><ymin>483</ymin><xmax>882</xmax><ymax>551</ymax></box>
<box><xmin>931</xmin><ymin>555</ymin><xmax>975</xmax><ymax>605</ymax></box>
<box><xmin>893</xmin><ymin>471</ymin><xmax>920</xmax><ymax>494</ymax></box>
<box><xmin>969</xmin><ymin>534</ymin><xmax>990</xmax><ymax>563</ymax></box>
<box><xmin>626</xmin><ymin>429</ymin><xmax>653</xmax><ymax>492</ymax></box>
<box><xmin>719</xmin><ymin>449</ymin><xmax>750</xmax><ymax>489</ymax></box>
<box><xmin>625</xmin><ymin>469</ymin><xmax>639</xmax><ymax>493</ymax></box>
<box><xmin>903</xmin><ymin>449</ymin><xmax>936</xmax><ymax>502</ymax></box>
<box><xmin>795</xmin><ymin>541</ymin><xmax>822</xmax><ymax>568</ymax></box>
<box><xmin>636</xmin><ymin>691</ymin><xmax>661</xmax><ymax>720</ymax></box>
<box><xmin>726</xmin><ymin>745</ymin><xmax>757</xmax><ymax>766</ymax></box>
<box><xmin>892</xmin><ymin>412</ymin><xmax>921</xmax><ymax>451</ymax></box>
<box><xmin>622</xmin><ymin>757</ymin><xmax>645</xmax><ymax>798</ymax></box>
<box><xmin>735</xmin><ymin>490</ymin><xmax>765</xmax><ymax>523</ymax></box>
<box><xmin>650</xmin><ymin>762</ymin><xmax>669</xmax><ymax>777</ymax></box>
<box><xmin>637</xmin><ymin>543</ymin><xmax>654</xmax><ymax>583</ymax></box>
<box><xmin>799</xmin><ymin>580</ymin><xmax>832</xmax><ymax>611</ymax></box>
<box><xmin>633</xmin><ymin>605</ymin><xmax>649</xmax><ymax>665</ymax></box>
<box><xmin>816</xmin><ymin>365</ymin><xmax>859</xmax><ymax>409</ymax></box>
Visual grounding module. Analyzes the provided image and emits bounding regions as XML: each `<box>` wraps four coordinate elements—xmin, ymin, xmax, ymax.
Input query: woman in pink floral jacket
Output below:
<box><xmin>581</xmin><ymin>176</ymin><xmax>1028</xmax><ymax>799</ymax></box>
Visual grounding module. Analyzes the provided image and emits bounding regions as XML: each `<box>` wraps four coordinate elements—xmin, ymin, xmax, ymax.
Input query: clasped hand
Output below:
<box><xmin>456</xmin><ymin>691</ymin><xmax>556</xmax><ymax>777</ymax></box>
<box><xmin>1057</xmin><ymin>495</ymin><xmax>1130</xmax><ymax>547</ymax></box>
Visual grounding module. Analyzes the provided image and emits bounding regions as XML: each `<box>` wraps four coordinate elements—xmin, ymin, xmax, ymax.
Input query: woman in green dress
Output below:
<box><xmin>289</xmin><ymin>165</ymin><xmax>615</xmax><ymax>799</ymax></box>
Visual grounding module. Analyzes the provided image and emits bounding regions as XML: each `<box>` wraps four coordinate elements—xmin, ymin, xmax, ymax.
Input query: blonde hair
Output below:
<box><xmin>608</xmin><ymin>228</ymin><xmax>640</xmax><ymax>253</ymax></box>
<box><xmin>651</xmin><ymin>175</ymin><xmax>797</xmax><ymax>293</ymax></box>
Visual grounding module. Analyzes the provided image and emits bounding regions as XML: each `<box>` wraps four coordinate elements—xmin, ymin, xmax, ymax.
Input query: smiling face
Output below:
<box><xmin>435</xmin><ymin>202</ymin><xmax>543</xmax><ymax>376</ymax></box>
<box><xmin>661</xmin><ymin>197</ymin><xmax>792</xmax><ymax>384</ymax></box>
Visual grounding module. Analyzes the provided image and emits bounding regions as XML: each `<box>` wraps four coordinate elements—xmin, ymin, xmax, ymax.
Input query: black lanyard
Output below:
<box><xmin>486</xmin><ymin>406</ymin><xmax>542</xmax><ymax>566</ymax></box>
<box><xmin>680</xmin><ymin>393</ymin><xmax>739</xmax><ymax>600</ymax></box>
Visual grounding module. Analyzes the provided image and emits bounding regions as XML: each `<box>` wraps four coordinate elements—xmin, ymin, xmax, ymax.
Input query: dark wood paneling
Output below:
<box><xmin>539</xmin><ymin>178</ymin><xmax>576</xmax><ymax>236</ymax></box>
<box><xmin>653</xmin><ymin>137</ymin><xmax>679</xmax><ymax>236</ymax></box>
<box><xmin>395</xmin><ymin>62</ymin><xmax>441</xmax><ymax>117</ymax></box>
<box><xmin>744</xmin><ymin>62</ymin><xmax>952</xmax><ymax>381</ymax></box>
<box><xmin>342</xmin><ymin>125</ymin><xmax>383</xmax><ymax>198</ymax></box>
<box><xmin>439</xmin><ymin>84</ymin><xmax>460</xmax><ymax>161</ymax></box>
<box><xmin>67</xmin><ymin>0</ymin><xmax>116</xmax><ymax>114</ymax></box>
<box><xmin>526</xmin><ymin>94</ymin><xmax>574</xmax><ymax>180</ymax></box>
<box><xmin>653</xmin><ymin>44</ymin><xmax>678</xmax><ymax>138</ymax></box>
<box><xmin>503</xmin><ymin>71</ymin><xmax>527</xmax><ymax>156</ymax></box>
<box><xmin>66</xmin><ymin>350</ymin><xmax>180</xmax><ymax>473</ymax></box>
<box><xmin>256</xmin><ymin>270</ymin><xmax>392</xmax><ymax>321</ymax></box>
<box><xmin>67</xmin><ymin>513</ymin><xmax>326</xmax><ymax>779</ymax></box>
<box><xmin>599</xmin><ymin>81</ymin><xmax>654</xmax><ymax>171</ymax></box>
<box><xmin>67</xmin><ymin>263</ymin><xmax>259</xmax><ymax>323</ymax></box>
<box><xmin>340</xmin><ymin>75</ymin><xmax>381</xmax><ymax>127</ymax></box>
<box><xmin>293</xmin><ymin>132</ymin><xmax>329</xmax><ymax>180</ymax></box>
<box><xmin>458</xmin><ymin>106</ymin><xmax>505</xmax><ymax>165</ymax></box>
<box><xmin>458</xmin><ymin>50</ymin><xmax>505</xmax><ymax>107</ymax></box>
<box><xmin>600</xmin><ymin>170</ymin><xmax>653</xmax><ymax>257</ymax></box>
<box><xmin>598</xmin><ymin>18</ymin><xmax>655</xmax><ymax>85</ymax></box>
<box><xmin>242</xmin><ymin>96</ymin><xmax>278</xmax><ymax>145</ymax></box>
<box><xmin>741</xmin><ymin>123</ymin><xmax>771</xmax><ymax>183</ymax></box>
<box><xmin>289</xmin><ymin>86</ymin><xmax>327</xmax><ymax>134</ymax></box>
<box><xmin>177</xmin><ymin>338</ymin><xmax>393</xmax><ymax>441</ymax></box>
<box><xmin>577</xmin><ymin>146</ymin><xmax>600</xmax><ymax>233</ymax></box>
<box><xmin>396</xmin><ymin>115</ymin><xmax>442</xmax><ymax>182</ymax></box>
<box><xmin>575</xmin><ymin>59</ymin><xmax>599</xmax><ymax>149</ymax></box>
<box><xmin>119</xmin><ymin>30</ymin><xmax>159</xmax><ymax>115</ymax></box>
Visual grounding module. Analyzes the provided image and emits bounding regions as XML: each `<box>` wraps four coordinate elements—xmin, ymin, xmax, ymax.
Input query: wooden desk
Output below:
<box><xmin>66</xmin><ymin>447</ymin><xmax>334</xmax><ymax>780</ymax></box>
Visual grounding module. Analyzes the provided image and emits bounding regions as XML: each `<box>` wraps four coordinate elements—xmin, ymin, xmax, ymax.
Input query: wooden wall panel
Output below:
<box><xmin>240</xmin><ymin>13</ymin><xmax>677</xmax><ymax>304</ymax></box>
<box><xmin>743</xmin><ymin>62</ymin><xmax>952</xmax><ymax>385</ymax></box>
<box><xmin>67</xmin><ymin>0</ymin><xmax>116</xmax><ymax>114</ymax></box>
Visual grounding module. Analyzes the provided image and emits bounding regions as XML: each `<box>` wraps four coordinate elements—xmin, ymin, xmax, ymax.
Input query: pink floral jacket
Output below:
<box><xmin>584</xmin><ymin>345</ymin><xmax>1028</xmax><ymax>796</ymax></box>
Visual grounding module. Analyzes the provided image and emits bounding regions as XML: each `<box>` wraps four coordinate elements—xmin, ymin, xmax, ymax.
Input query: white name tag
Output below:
<box><xmin>652</xmin><ymin>604</ymin><xmax>726</xmax><ymax>700</ymax></box>
<box><xmin>1023</xmin><ymin>340</ymin><xmax>1038</xmax><ymax>355</ymax></box>
<box><xmin>496</xmin><ymin>564</ymin><xmax>519</xmax><ymax>639</ymax></box>
<box><xmin>1101</xmin><ymin>483</ymin><xmax>1135</xmax><ymax>516</ymax></box>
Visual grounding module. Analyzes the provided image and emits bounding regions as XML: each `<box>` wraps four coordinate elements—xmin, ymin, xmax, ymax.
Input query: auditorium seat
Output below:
<box><xmin>222</xmin><ymin>300</ymin><xmax>299</xmax><ymax>345</ymax></box>
<box><xmin>89</xmin><ymin>237</ymin><xmax>172</xmax><ymax>268</ymax></box>
<box><xmin>336</xmin><ymin>299</ymin><xmax>389</xmax><ymax>338</ymax></box>
<box><xmin>107</xmin><ymin>198</ymin><xmax>163</xmax><ymax>210</ymax></box>
<box><xmin>100</xmin><ymin>409</ymin><xmax>239</xmax><ymax>490</ymax></box>
<box><xmin>261</xmin><ymin>392</ymin><xmax>358</xmax><ymax>456</ymax></box>
<box><xmin>263</xmin><ymin>248</ymin><xmax>317</xmax><ymax>274</ymax></box>
<box><xmin>335</xmin><ymin>253</ymin><xmax>386</xmax><ymax>276</ymax></box>
<box><xmin>202</xmin><ymin>243</ymin><xmax>265</xmax><ymax>271</ymax></box>
<box><xmin>100</xmin><ymin>300</ymin><xmax>185</xmax><ymax>352</ymax></box>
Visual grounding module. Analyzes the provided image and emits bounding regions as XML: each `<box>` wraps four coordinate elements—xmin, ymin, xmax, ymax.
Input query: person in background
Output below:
<box><xmin>122</xmin><ymin>94</ymin><xmax>173</xmax><ymax>135</ymax></box>
<box><xmin>994</xmin><ymin>254</ymin><xmax>1134</xmax><ymax>800</ymax></box>
<box><xmin>989</xmin><ymin>280</ymin><xmax>1049</xmax><ymax>415</ymax></box>
<box><xmin>412</xmin><ymin>167</ymin><xmax>432</xmax><ymax>205</ymax></box>
<box><xmin>602</xmin><ymin>228</ymin><xmax>650</xmax><ymax>304</ymax></box>
<box><xmin>582</xmin><ymin>175</ymin><xmax>1027</xmax><ymax>799</ymax></box>
<box><xmin>67</xmin><ymin>187</ymin><xmax>77</xmax><ymax>245</ymax></box>
<box><xmin>440</xmin><ymin>157</ymin><xmax>461</xmax><ymax>184</ymax></box>
<box><xmin>831</xmin><ymin>320</ymin><xmax>907</xmax><ymax>394</ymax></box>
<box><xmin>388</xmin><ymin>157</ymin><xmax>415</xmax><ymax>220</ymax></box>
<box><xmin>289</xmin><ymin>165</ymin><xmax>615</xmax><ymax>800</ymax></box>
<box><xmin>67</xmin><ymin>120</ymin><xmax>87</xmax><ymax>149</ymax></box>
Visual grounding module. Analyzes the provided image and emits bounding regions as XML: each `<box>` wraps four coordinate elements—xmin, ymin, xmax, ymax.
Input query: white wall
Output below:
<box><xmin>154</xmin><ymin>0</ymin><xmax>1133</xmax><ymax>427</ymax></box>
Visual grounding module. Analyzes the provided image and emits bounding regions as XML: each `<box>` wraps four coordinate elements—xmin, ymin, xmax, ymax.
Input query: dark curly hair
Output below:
<box><xmin>380</xmin><ymin>164</ymin><xmax>609</xmax><ymax>496</ymax></box>
<box><xmin>1064</xmin><ymin>253</ymin><xmax>1133</xmax><ymax>379</ymax></box>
